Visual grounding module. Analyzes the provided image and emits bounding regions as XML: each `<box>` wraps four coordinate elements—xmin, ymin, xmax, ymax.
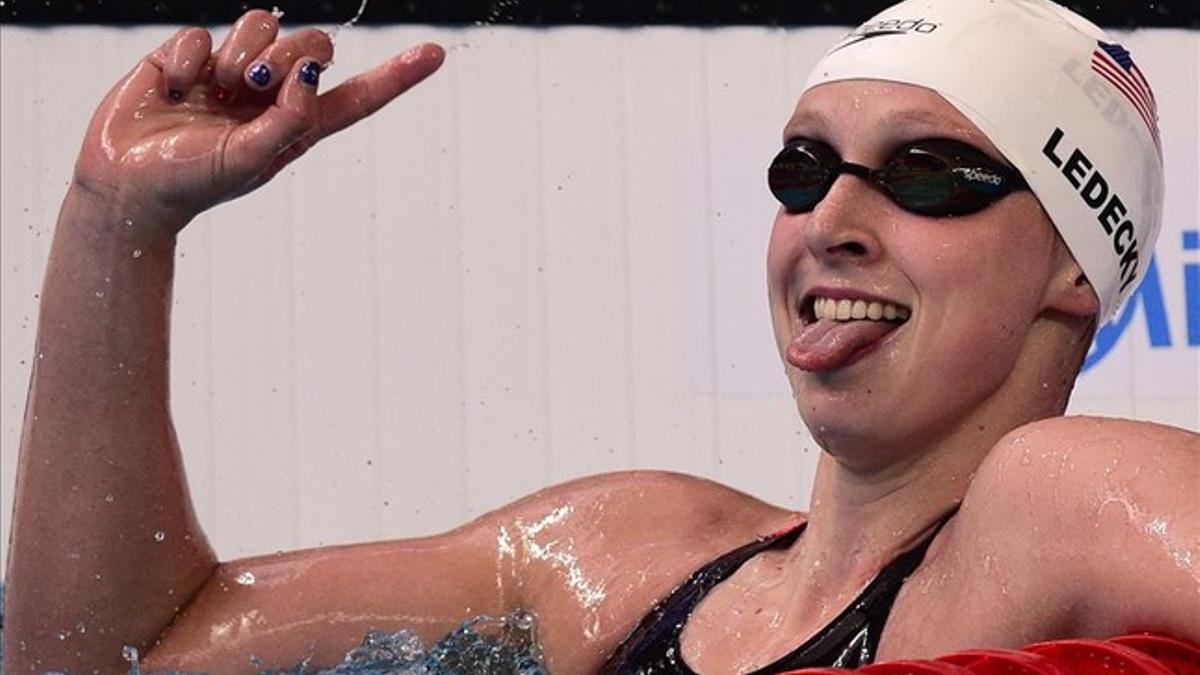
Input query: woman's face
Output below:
<box><xmin>767</xmin><ymin>80</ymin><xmax>1066</xmax><ymax>460</ymax></box>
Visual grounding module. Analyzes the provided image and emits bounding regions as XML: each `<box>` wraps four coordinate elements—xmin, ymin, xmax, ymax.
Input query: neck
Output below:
<box><xmin>781</xmin><ymin>315</ymin><xmax>1088</xmax><ymax>600</ymax></box>
<box><xmin>790</xmin><ymin>439</ymin><xmax>969</xmax><ymax>578</ymax></box>
<box><xmin>766</xmin><ymin>446</ymin><xmax>966</xmax><ymax>629</ymax></box>
<box><xmin>795</xmin><ymin>313</ymin><xmax>1085</xmax><ymax>557</ymax></box>
<box><xmin>794</xmin><ymin>382</ymin><xmax>1055</xmax><ymax>567</ymax></box>
<box><xmin>786</xmin><ymin>380</ymin><xmax>1045</xmax><ymax>589</ymax></box>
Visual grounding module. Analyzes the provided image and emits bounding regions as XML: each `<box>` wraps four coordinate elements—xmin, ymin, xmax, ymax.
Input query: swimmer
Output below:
<box><xmin>4</xmin><ymin>1</ymin><xmax>1198</xmax><ymax>673</ymax></box>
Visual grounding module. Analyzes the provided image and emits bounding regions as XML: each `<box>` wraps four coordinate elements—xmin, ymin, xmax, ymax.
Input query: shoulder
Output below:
<box><xmin>489</xmin><ymin>469</ymin><xmax>800</xmax><ymax>547</ymax></box>
<box><xmin>989</xmin><ymin>415</ymin><xmax>1197</xmax><ymax>458</ymax></box>
<box><xmin>479</xmin><ymin>471</ymin><xmax>800</xmax><ymax>665</ymax></box>
<box><xmin>960</xmin><ymin>416</ymin><xmax>1199</xmax><ymax>639</ymax></box>
<box><xmin>964</xmin><ymin>415</ymin><xmax>1197</xmax><ymax>535</ymax></box>
<box><xmin>967</xmin><ymin>416</ymin><xmax>1197</xmax><ymax>514</ymax></box>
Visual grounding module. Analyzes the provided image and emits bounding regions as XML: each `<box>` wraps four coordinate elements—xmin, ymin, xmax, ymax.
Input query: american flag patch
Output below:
<box><xmin>1092</xmin><ymin>41</ymin><xmax>1161</xmax><ymax>156</ymax></box>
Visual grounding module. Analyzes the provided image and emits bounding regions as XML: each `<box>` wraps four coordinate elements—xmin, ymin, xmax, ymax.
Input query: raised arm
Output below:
<box><xmin>1</xmin><ymin>13</ymin><xmax>443</xmax><ymax>672</ymax></box>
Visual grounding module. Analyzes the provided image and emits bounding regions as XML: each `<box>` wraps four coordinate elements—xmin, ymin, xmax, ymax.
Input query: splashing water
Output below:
<box><xmin>155</xmin><ymin>611</ymin><xmax>546</xmax><ymax>675</ymax></box>
<box><xmin>0</xmin><ymin>584</ymin><xmax>548</xmax><ymax>675</ymax></box>
<box><xmin>328</xmin><ymin>0</ymin><xmax>370</xmax><ymax>49</ymax></box>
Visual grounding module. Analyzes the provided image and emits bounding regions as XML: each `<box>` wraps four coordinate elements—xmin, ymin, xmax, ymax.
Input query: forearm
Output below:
<box><xmin>3</xmin><ymin>185</ymin><xmax>217</xmax><ymax>673</ymax></box>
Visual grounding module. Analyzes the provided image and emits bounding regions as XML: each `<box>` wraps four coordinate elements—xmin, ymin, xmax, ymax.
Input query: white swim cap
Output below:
<box><xmin>803</xmin><ymin>0</ymin><xmax>1164</xmax><ymax>322</ymax></box>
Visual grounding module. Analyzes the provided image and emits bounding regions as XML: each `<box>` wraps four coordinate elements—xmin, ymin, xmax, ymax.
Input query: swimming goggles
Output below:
<box><xmin>767</xmin><ymin>138</ymin><xmax>1030</xmax><ymax>218</ymax></box>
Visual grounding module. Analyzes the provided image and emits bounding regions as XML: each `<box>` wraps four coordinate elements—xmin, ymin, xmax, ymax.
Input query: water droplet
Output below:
<box><xmin>153</xmin><ymin>530</ymin><xmax>166</xmax><ymax>542</ymax></box>
<box><xmin>512</xmin><ymin>609</ymin><xmax>535</xmax><ymax>631</ymax></box>
<box><xmin>132</xmin><ymin>249</ymin><xmax>143</xmax><ymax>258</ymax></box>
<box><xmin>235</xmin><ymin>570</ymin><xmax>257</xmax><ymax>585</ymax></box>
<box><xmin>105</xmin><ymin>494</ymin><xmax>114</xmax><ymax>503</ymax></box>
<box><xmin>122</xmin><ymin>644</ymin><xmax>140</xmax><ymax>663</ymax></box>
<box><xmin>94</xmin><ymin>290</ymin><xmax>105</xmax><ymax>298</ymax></box>
<box><xmin>123</xmin><ymin>218</ymin><xmax>134</xmax><ymax>227</ymax></box>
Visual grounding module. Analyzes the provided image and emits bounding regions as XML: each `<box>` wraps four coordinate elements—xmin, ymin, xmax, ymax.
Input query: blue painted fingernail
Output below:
<box><xmin>299</xmin><ymin>61</ymin><xmax>320</xmax><ymax>87</ymax></box>
<box><xmin>248</xmin><ymin>62</ymin><xmax>272</xmax><ymax>87</ymax></box>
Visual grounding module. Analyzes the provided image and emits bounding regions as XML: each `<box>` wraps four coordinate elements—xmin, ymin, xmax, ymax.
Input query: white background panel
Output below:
<box><xmin>1</xmin><ymin>25</ymin><xmax>1196</xmax><ymax>573</ymax></box>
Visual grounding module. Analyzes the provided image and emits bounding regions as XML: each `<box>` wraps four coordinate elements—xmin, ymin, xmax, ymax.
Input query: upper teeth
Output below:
<box><xmin>812</xmin><ymin>297</ymin><xmax>910</xmax><ymax>322</ymax></box>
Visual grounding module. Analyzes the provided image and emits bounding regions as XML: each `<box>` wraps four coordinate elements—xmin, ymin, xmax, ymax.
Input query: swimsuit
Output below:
<box><xmin>600</xmin><ymin>508</ymin><xmax>959</xmax><ymax>674</ymax></box>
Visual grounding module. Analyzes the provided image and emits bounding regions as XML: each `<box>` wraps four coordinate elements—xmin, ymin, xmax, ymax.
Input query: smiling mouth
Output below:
<box><xmin>788</xmin><ymin>295</ymin><xmax>912</xmax><ymax>372</ymax></box>
<box><xmin>802</xmin><ymin>296</ymin><xmax>911</xmax><ymax>325</ymax></box>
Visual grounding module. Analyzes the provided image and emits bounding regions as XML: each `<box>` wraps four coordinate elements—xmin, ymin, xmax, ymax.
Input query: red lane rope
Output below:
<box><xmin>859</xmin><ymin>660</ymin><xmax>975</xmax><ymax>674</ymax></box>
<box><xmin>1111</xmin><ymin>634</ymin><xmax>1200</xmax><ymax>675</ymax></box>
<box><xmin>1023</xmin><ymin>638</ymin><xmax>1174</xmax><ymax>674</ymax></box>
<box><xmin>937</xmin><ymin>648</ymin><xmax>1074</xmax><ymax>675</ymax></box>
<box><xmin>776</xmin><ymin>634</ymin><xmax>1200</xmax><ymax>675</ymax></box>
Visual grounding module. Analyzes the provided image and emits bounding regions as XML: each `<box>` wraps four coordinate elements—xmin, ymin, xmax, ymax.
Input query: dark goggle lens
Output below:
<box><xmin>879</xmin><ymin>147</ymin><xmax>963</xmax><ymax>216</ymax></box>
<box><xmin>881</xmin><ymin>144</ymin><xmax>1018</xmax><ymax>217</ymax></box>
<box><xmin>768</xmin><ymin>139</ymin><xmax>1026</xmax><ymax>217</ymax></box>
<box><xmin>768</xmin><ymin>143</ymin><xmax>836</xmax><ymax>213</ymax></box>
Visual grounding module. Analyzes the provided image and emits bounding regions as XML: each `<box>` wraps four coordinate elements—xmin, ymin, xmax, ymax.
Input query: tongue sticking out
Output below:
<box><xmin>787</xmin><ymin>319</ymin><xmax>900</xmax><ymax>372</ymax></box>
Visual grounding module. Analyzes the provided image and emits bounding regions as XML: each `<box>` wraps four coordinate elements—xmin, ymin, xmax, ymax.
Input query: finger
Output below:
<box><xmin>244</xmin><ymin>28</ymin><xmax>333</xmax><ymax>93</ymax></box>
<box><xmin>313</xmin><ymin>43</ymin><xmax>445</xmax><ymax>142</ymax></box>
<box><xmin>163</xmin><ymin>28</ymin><xmax>213</xmax><ymax>102</ymax></box>
<box><xmin>213</xmin><ymin>9</ymin><xmax>280</xmax><ymax>99</ymax></box>
<box><xmin>224</xmin><ymin>59</ymin><xmax>322</xmax><ymax>180</ymax></box>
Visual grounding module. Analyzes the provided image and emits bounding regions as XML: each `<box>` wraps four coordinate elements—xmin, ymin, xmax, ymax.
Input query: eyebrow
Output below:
<box><xmin>782</xmin><ymin>110</ymin><xmax>830</xmax><ymax>144</ymax></box>
<box><xmin>782</xmin><ymin>108</ymin><xmax>981</xmax><ymax>146</ymax></box>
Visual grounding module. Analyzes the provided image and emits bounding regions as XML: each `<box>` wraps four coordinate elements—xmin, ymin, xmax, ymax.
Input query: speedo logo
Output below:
<box><xmin>954</xmin><ymin>167</ymin><xmax>1003</xmax><ymax>186</ymax></box>
<box><xmin>832</xmin><ymin>17</ymin><xmax>940</xmax><ymax>52</ymax></box>
<box><xmin>1042</xmin><ymin>127</ymin><xmax>1140</xmax><ymax>293</ymax></box>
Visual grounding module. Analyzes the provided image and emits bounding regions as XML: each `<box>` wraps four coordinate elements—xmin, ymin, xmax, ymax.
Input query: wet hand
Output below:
<box><xmin>73</xmin><ymin>9</ymin><xmax>444</xmax><ymax>229</ymax></box>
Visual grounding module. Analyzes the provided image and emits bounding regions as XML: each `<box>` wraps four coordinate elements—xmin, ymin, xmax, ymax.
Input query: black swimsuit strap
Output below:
<box><xmin>601</xmin><ymin>506</ymin><xmax>960</xmax><ymax>675</ymax></box>
<box><xmin>601</xmin><ymin>524</ymin><xmax>807</xmax><ymax>674</ymax></box>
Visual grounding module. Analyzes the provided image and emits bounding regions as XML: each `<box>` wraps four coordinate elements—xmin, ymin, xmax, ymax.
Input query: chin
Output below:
<box><xmin>794</xmin><ymin>391</ymin><xmax>892</xmax><ymax>456</ymax></box>
<box><xmin>791</xmin><ymin>374</ymin><xmax>952</xmax><ymax>466</ymax></box>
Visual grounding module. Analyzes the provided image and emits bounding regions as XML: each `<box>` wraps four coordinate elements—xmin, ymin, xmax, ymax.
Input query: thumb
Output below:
<box><xmin>224</xmin><ymin>59</ymin><xmax>322</xmax><ymax>180</ymax></box>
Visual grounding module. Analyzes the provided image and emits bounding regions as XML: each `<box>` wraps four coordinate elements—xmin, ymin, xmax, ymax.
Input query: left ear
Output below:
<box><xmin>1042</xmin><ymin>255</ymin><xmax>1101</xmax><ymax>318</ymax></box>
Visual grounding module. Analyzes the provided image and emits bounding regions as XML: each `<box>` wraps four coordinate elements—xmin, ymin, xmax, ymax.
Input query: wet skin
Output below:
<box><xmin>4</xmin><ymin>13</ymin><xmax>1198</xmax><ymax>675</ymax></box>
<box><xmin>767</xmin><ymin>82</ymin><xmax>1090</xmax><ymax>471</ymax></box>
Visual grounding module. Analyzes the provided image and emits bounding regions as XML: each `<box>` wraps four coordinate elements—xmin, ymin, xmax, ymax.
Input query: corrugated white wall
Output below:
<box><xmin>2</xmin><ymin>25</ymin><xmax>1197</xmax><ymax>571</ymax></box>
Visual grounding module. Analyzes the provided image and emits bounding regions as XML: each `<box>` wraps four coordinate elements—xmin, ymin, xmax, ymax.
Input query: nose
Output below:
<box><xmin>796</xmin><ymin>173</ymin><xmax>885</xmax><ymax>265</ymax></box>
